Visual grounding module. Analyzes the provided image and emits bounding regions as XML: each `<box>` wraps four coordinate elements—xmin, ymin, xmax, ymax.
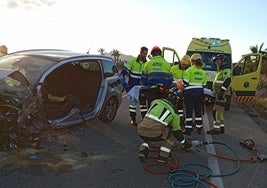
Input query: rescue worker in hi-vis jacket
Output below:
<box><xmin>183</xmin><ymin>53</ymin><xmax>207</xmax><ymax>135</ymax></box>
<box><xmin>171</xmin><ymin>54</ymin><xmax>191</xmax><ymax>81</ymax></box>
<box><xmin>137</xmin><ymin>87</ymin><xmax>192</xmax><ymax>163</ymax></box>
<box><xmin>141</xmin><ymin>46</ymin><xmax>173</xmax><ymax>107</ymax></box>
<box><xmin>120</xmin><ymin>46</ymin><xmax>148</xmax><ymax>126</ymax></box>
<box><xmin>207</xmin><ymin>54</ymin><xmax>231</xmax><ymax>135</ymax></box>
<box><xmin>171</xmin><ymin>54</ymin><xmax>191</xmax><ymax>128</ymax></box>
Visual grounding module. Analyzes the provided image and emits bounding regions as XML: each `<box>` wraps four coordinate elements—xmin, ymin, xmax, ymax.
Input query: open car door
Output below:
<box><xmin>232</xmin><ymin>53</ymin><xmax>263</xmax><ymax>102</ymax></box>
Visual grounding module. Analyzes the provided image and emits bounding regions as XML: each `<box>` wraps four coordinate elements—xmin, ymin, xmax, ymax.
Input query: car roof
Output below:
<box><xmin>8</xmin><ymin>49</ymin><xmax>114</xmax><ymax>62</ymax></box>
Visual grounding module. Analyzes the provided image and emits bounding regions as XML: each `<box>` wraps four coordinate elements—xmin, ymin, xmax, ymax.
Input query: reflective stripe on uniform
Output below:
<box><xmin>213</xmin><ymin>125</ymin><xmax>221</xmax><ymax>129</ymax></box>
<box><xmin>159</xmin><ymin>110</ymin><xmax>171</xmax><ymax>122</ymax></box>
<box><xmin>140</xmin><ymin>109</ymin><xmax>148</xmax><ymax>112</ymax></box>
<box><xmin>196</xmin><ymin>124</ymin><xmax>203</xmax><ymax>128</ymax></box>
<box><xmin>185</xmin><ymin>85</ymin><xmax>203</xmax><ymax>90</ymax></box>
<box><xmin>195</xmin><ymin>117</ymin><xmax>202</xmax><ymax>121</ymax></box>
<box><xmin>185</xmin><ymin>125</ymin><xmax>192</xmax><ymax>128</ymax></box>
<box><xmin>129</xmin><ymin>105</ymin><xmax>136</xmax><ymax>112</ymax></box>
<box><xmin>129</xmin><ymin>109</ymin><xmax>136</xmax><ymax>112</ymax></box>
<box><xmin>145</xmin><ymin>114</ymin><xmax>168</xmax><ymax>126</ymax></box>
<box><xmin>186</xmin><ymin>118</ymin><xmax>193</xmax><ymax>121</ymax></box>
<box><xmin>129</xmin><ymin>70</ymin><xmax>142</xmax><ymax>79</ymax></box>
<box><xmin>130</xmin><ymin>74</ymin><xmax>141</xmax><ymax>79</ymax></box>
<box><xmin>160</xmin><ymin>146</ymin><xmax>171</xmax><ymax>153</ymax></box>
<box><xmin>131</xmin><ymin>70</ymin><xmax>142</xmax><ymax>75</ymax></box>
<box><xmin>215</xmin><ymin>80</ymin><xmax>224</xmax><ymax>84</ymax></box>
<box><xmin>187</xmin><ymin>82</ymin><xmax>204</xmax><ymax>86</ymax></box>
<box><xmin>180</xmin><ymin>139</ymin><xmax>185</xmax><ymax>144</ymax></box>
<box><xmin>220</xmin><ymin>124</ymin><xmax>224</xmax><ymax>127</ymax></box>
<box><xmin>141</xmin><ymin>143</ymin><xmax>149</xmax><ymax>148</ymax></box>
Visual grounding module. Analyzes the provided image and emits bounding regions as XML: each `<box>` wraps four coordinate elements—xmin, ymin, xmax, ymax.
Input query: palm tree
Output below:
<box><xmin>110</xmin><ymin>49</ymin><xmax>121</xmax><ymax>64</ymax></box>
<box><xmin>249</xmin><ymin>43</ymin><xmax>264</xmax><ymax>53</ymax></box>
<box><xmin>98</xmin><ymin>48</ymin><xmax>105</xmax><ymax>55</ymax></box>
<box><xmin>250</xmin><ymin>43</ymin><xmax>267</xmax><ymax>75</ymax></box>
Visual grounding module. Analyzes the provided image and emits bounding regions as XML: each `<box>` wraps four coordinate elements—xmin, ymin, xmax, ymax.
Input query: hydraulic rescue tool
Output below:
<box><xmin>240</xmin><ymin>139</ymin><xmax>267</xmax><ymax>162</ymax></box>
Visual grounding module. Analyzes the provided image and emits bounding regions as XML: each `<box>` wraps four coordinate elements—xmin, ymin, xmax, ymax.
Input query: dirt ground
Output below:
<box><xmin>241</xmin><ymin>74</ymin><xmax>267</xmax><ymax>132</ymax></box>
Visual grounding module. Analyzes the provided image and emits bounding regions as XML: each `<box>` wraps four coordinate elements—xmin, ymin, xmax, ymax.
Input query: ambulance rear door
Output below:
<box><xmin>162</xmin><ymin>47</ymin><xmax>180</xmax><ymax>66</ymax></box>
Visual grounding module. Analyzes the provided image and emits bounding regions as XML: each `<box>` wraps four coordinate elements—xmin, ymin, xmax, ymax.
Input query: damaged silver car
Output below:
<box><xmin>0</xmin><ymin>49</ymin><xmax>123</xmax><ymax>132</ymax></box>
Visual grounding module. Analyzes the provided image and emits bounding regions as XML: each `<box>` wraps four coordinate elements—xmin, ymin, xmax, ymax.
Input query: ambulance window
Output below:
<box><xmin>243</xmin><ymin>55</ymin><xmax>259</xmax><ymax>74</ymax></box>
<box><xmin>233</xmin><ymin>55</ymin><xmax>259</xmax><ymax>75</ymax></box>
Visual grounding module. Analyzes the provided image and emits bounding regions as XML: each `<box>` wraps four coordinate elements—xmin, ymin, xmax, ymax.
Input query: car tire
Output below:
<box><xmin>99</xmin><ymin>97</ymin><xmax>118</xmax><ymax>122</ymax></box>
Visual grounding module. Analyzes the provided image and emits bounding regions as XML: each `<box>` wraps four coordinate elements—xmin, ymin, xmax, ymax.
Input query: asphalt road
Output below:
<box><xmin>0</xmin><ymin>94</ymin><xmax>267</xmax><ymax>188</ymax></box>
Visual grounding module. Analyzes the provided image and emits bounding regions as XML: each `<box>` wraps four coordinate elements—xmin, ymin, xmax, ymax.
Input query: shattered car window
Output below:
<box><xmin>0</xmin><ymin>55</ymin><xmax>55</xmax><ymax>84</ymax></box>
<box><xmin>80</xmin><ymin>60</ymin><xmax>100</xmax><ymax>71</ymax></box>
<box><xmin>0</xmin><ymin>77</ymin><xmax>29</xmax><ymax>99</ymax></box>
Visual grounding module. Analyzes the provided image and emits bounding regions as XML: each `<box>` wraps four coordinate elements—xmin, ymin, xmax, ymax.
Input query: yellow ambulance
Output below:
<box><xmin>186</xmin><ymin>37</ymin><xmax>231</xmax><ymax>88</ymax></box>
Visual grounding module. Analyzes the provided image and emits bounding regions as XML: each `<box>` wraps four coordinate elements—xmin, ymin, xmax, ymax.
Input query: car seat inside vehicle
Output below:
<box><xmin>42</xmin><ymin>61</ymin><xmax>101</xmax><ymax>119</ymax></box>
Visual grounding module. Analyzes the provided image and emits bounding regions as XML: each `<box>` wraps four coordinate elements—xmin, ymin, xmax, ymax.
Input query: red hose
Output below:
<box><xmin>144</xmin><ymin>154</ymin><xmax>179</xmax><ymax>174</ymax></box>
<box><xmin>143</xmin><ymin>145</ymin><xmax>179</xmax><ymax>174</ymax></box>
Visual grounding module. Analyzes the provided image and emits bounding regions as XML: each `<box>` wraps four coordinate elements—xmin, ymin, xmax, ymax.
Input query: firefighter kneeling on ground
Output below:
<box><xmin>137</xmin><ymin>87</ymin><xmax>192</xmax><ymax>163</ymax></box>
<box><xmin>207</xmin><ymin>54</ymin><xmax>231</xmax><ymax>135</ymax></box>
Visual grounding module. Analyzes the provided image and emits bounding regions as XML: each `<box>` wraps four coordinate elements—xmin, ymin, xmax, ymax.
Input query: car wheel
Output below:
<box><xmin>99</xmin><ymin>97</ymin><xmax>118</xmax><ymax>122</ymax></box>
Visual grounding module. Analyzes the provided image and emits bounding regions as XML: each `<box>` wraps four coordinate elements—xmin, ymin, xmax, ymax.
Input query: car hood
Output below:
<box><xmin>0</xmin><ymin>68</ymin><xmax>30</xmax><ymax>88</ymax></box>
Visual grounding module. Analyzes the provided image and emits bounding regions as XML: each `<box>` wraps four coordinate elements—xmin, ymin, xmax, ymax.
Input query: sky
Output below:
<box><xmin>0</xmin><ymin>0</ymin><xmax>266</xmax><ymax>62</ymax></box>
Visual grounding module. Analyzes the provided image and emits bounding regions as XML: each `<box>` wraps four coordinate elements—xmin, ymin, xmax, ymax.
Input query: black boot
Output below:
<box><xmin>183</xmin><ymin>128</ymin><xmax>192</xmax><ymax>136</ymax></box>
<box><xmin>220</xmin><ymin>127</ymin><xmax>225</xmax><ymax>134</ymax></box>
<box><xmin>138</xmin><ymin>148</ymin><xmax>149</xmax><ymax>162</ymax></box>
<box><xmin>141</xmin><ymin>112</ymin><xmax>147</xmax><ymax>120</ymax></box>
<box><xmin>130</xmin><ymin>115</ymin><xmax>137</xmax><ymax>126</ymax></box>
<box><xmin>131</xmin><ymin>120</ymin><xmax>138</xmax><ymax>126</ymax></box>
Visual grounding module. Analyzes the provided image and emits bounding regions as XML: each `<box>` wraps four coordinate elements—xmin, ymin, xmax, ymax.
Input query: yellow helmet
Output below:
<box><xmin>191</xmin><ymin>53</ymin><xmax>204</xmax><ymax>67</ymax></box>
<box><xmin>181</xmin><ymin>55</ymin><xmax>190</xmax><ymax>65</ymax></box>
<box><xmin>191</xmin><ymin>53</ymin><xmax>202</xmax><ymax>62</ymax></box>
